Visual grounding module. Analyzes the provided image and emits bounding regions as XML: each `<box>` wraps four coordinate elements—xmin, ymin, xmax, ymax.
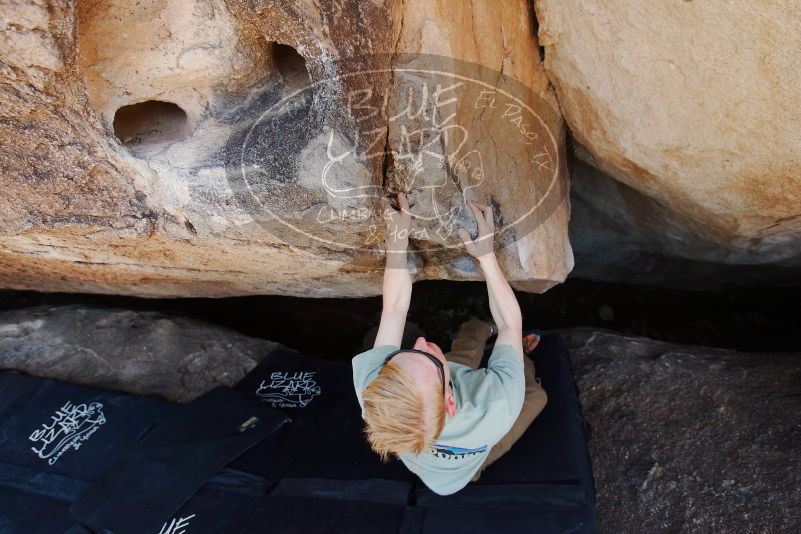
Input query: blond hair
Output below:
<box><xmin>362</xmin><ymin>361</ymin><xmax>446</xmax><ymax>462</ymax></box>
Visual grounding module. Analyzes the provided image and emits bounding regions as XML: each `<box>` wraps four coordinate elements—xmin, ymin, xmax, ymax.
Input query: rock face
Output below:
<box><xmin>569</xmin><ymin>159</ymin><xmax>801</xmax><ymax>287</ymax></box>
<box><xmin>0</xmin><ymin>0</ymin><xmax>572</xmax><ymax>297</ymax></box>
<box><xmin>537</xmin><ymin>1</ymin><xmax>801</xmax><ymax>275</ymax></box>
<box><xmin>564</xmin><ymin>328</ymin><xmax>801</xmax><ymax>532</ymax></box>
<box><xmin>0</xmin><ymin>305</ymin><xmax>285</xmax><ymax>402</ymax></box>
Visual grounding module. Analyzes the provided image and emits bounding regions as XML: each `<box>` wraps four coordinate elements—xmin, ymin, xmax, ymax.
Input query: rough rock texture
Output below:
<box><xmin>387</xmin><ymin>0</ymin><xmax>572</xmax><ymax>292</ymax></box>
<box><xmin>0</xmin><ymin>0</ymin><xmax>571</xmax><ymax>297</ymax></box>
<box><xmin>0</xmin><ymin>305</ymin><xmax>284</xmax><ymax>401</ymax></box>
<box><xmin>569</xmin><ymin>159</ymin><xmax>801</xmax><ymax>287</ymax></box>
<box><xmin>537</xmin><ymin>1</ymin><xmax>801</xmax><ymax>273</ymax></box>
<box><xmin>564</xmin><ymin>328</ymin><xmax>801</xmax><ymax>533</ymax></box>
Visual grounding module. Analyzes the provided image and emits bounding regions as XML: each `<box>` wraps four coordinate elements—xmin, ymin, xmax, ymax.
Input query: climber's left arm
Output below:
<box><xmin>373</xmin><ymin>193</ymin><xmax>413</xmax><ymax>348</ymax></box>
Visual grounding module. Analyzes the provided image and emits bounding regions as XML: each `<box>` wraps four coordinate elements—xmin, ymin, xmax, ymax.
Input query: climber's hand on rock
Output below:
<box><xmin>458</xmin><ymin>199</ymin><xmax>495</xmax><ymax>258</ymax></box>
<box><xmin>382</xmin><ymin>192</ymin><xmax>412</xmax><ymax>252</ymax></box>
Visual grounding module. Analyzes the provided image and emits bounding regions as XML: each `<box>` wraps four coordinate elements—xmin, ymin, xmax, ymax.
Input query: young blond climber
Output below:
<box><xmin>352</xmin><ymin>193</ymin><xmax>547</xmax><ymax>495</ymax></box>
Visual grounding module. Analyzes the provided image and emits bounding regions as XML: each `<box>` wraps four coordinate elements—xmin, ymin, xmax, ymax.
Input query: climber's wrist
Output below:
<box><xmin>385</xmin><ymin>236</ymin><xmax>409</xmax><ymax>252</ymax></box>
<box><xmin>478</xmin><ymin>251</ymin><xmax>499</xmax><ymax>270</ymax></box>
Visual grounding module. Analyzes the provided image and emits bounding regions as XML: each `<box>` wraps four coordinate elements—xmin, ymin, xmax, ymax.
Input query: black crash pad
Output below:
<box><xmin>0</xmin><ymin>375</ymin><xmax>175</xmax><ymax>481</ymax></box>
<box><xmin>234</xmin><ymin>348</ymin><xmax>414</xmax><ymax>487</ymax></box>
<box><xmin>0</xmin><ymin>332</ymin><xmax>595</xmax><ymax>533</ymax></box>
<box><xmin>0</xmin><ymin>375</ymin><xmax>175</xmax><ymax>533</ymax></box>
<box><xmin>70</xmin><ymin>387</ymin><xmax>291</xmax><ymax>534</ymax></box>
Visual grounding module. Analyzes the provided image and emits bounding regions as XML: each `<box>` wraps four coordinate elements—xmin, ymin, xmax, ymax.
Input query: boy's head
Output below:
<box><xmin>362</xmin><ymin>337</ymin><xmax>457</xmax><ymax>461</ymax></box>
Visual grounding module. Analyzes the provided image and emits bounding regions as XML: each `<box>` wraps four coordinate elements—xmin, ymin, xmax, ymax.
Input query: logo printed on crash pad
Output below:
<box><xmin>28</xmin><ymin>400</ymin><xmax>106</xmax><ymax>465</ymax></box>
<box><xmin>157</xmin><ymin>513</ymin><xmax>195</xmax><ymax>534</ymax></box>
<box><xmin>256</xmin><ymin>370</ymin><xmax>321</xmax><ymax>408</ymax></box>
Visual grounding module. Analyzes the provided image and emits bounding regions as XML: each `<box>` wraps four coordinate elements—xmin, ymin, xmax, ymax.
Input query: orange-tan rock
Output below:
<box><xmin>0</xmin><ymin>0</ymin><xmax>571</xmax><ymax>297</ymax></box>
<box><xmin>537</xmin><ymin>0</ymin><xmax>801</xmax><ymax>265</ymax></box>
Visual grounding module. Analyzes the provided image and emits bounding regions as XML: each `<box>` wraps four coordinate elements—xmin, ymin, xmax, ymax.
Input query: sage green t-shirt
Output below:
<box><xmin>352</xmin><ymin>343</ymin><xmax>525</xmax><ymax>495</ymax></box>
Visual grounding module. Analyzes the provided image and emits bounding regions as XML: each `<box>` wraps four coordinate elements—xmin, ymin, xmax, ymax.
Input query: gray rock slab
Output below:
<box><xmin>562</xmin><ymin>328</ymin><xmax>801</xmax><ymax>533</ymax></box>
<box><xmin>0</xmin><ymin>305</ymin><xmax>286</xmax><ymax>402</ymax></box>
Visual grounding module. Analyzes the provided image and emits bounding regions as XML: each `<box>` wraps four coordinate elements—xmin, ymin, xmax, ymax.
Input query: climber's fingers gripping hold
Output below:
<box><xmin>468</xmin><ymin>200</ymin><xmax>494</xmax><ymax>234</ymax></box>
<box><xmin>458</xmin><ymin>199</ymin><xmax>495</xmax><ymax>258</ymax></box>
<box><xmin>382</xmin><ymin>192</ymin><xmax>413</xmax><ymax>249</ymax></box>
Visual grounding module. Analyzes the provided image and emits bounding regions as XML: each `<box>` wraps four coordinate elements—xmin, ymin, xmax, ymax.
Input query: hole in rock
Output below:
<box><xmin>113</xmin><ymin>100</ymin><xmax>189</xmax><ymax>149</ymax></box>
<box><xmin>272</xmin><ymin>43</ymin><xmax>310</xmax><ymax>90</ymax></box>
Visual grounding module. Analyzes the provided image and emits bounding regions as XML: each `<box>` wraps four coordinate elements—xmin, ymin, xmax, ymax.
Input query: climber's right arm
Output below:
<box><xmin>458</xmin><ymin>200</ymin><xmax>524</xmax><ymax>358</ymax></box>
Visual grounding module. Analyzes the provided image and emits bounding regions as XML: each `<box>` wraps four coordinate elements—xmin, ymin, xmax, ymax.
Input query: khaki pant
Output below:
<box><xmin>444</xmin><ymin>319</ymin><xmax>548</xmax><ymax>482</ymax></box>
